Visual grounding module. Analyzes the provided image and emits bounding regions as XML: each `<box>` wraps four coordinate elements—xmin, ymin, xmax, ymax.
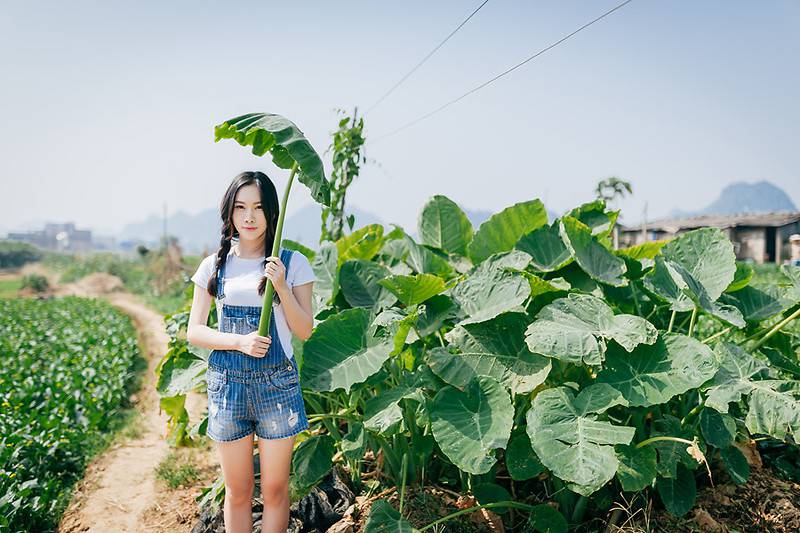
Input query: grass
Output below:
<box><xmin>155</xmin><ymin>450</ymin><xmax>202</xmax><ymax>489</ymax></box>
<box><xmin>0</xmin><ymin>278</ymin><xmax>22</xmax><ymax>298</ymax></box>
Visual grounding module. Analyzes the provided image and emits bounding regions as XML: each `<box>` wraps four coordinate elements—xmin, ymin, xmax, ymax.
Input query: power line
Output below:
<box><xmin>372</xmin><ymin>0</ymin><xmax>634</xmax><ymax>143</ymax></box>
<box><xmin>365</xmin><ymin>0</ymin><xmax>491</xmax><ymax>115</ymax></box>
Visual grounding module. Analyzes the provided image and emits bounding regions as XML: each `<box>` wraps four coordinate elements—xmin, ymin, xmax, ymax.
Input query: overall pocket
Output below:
<box><xmin>206</xmin><ymin>368</ymin><xmax>225</xmax><ymax>394</ymax></box>
<box><xmin>268</xmin><ymin>364</ymin><xmax>299</xmax><ymax>391</ymax></box>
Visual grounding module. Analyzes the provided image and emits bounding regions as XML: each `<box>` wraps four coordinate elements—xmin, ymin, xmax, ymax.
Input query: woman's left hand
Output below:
<box><xmin>264</xmin><ymin>256</ymin><xmax>289</xmax><ymax>294</ymax></box>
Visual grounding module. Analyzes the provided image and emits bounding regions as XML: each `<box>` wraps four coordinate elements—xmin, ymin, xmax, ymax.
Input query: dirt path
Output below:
<box><xmin>12</xmin><ymin>265</ymin><xmax>218</xmax><ymax>533</ymax></box>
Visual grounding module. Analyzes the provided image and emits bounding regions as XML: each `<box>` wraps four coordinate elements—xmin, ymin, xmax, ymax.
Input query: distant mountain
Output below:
<box><xmin>117</xmin><ymin>200</ymin><xmax>515</xmax><ymax>254</ymax></box>
<box><xmin>668</xmin><ymin>180</ymin><xmax>796</xmax><ymax>218</ymax></box>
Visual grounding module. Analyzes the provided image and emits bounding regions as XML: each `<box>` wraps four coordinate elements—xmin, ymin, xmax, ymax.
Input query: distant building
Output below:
<box><xmin>618</xmin><ymin>212</ymin><xmax>800</xmax><ymax>264</ymax></box>
<box><xmin>7</xmin><ymin>222</ymin><xmax>92</xmax><ymax>253</ymax></box>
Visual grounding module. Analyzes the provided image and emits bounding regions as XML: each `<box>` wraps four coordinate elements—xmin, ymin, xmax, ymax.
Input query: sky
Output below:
<box><xmin>1</xmin><ymin>1</ymin><xmax>798</xmax><ymax>238</ymax></box>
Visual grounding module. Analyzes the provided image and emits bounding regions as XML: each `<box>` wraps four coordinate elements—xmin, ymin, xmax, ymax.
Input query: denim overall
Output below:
<box><xmin>205</xmin><ymin>247</ymin><xmax>310</xmax><ymax>442</ymax></box>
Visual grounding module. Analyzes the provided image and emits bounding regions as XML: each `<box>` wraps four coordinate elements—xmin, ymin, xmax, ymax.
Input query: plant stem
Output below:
<box><xmin>258</xmin><ymin>161</ymin><xmax>299</xmax><ymax>335</ymax></box>
<box><xmin>418</xmin><ymin>501</ymin><xmax>540</xmax><ymax>531</ymax></box>
<box><xmin>667</xmin><ymin>310</ymin><xmax>676</xmax><ymax>333</ymax></box>
<box><xmin>702</xmin><ymin>327</ymin><xmax>732</xmax><ymax>344</ymax></box>
<box><xmin>752</xmin><ymin>307</ymin><xmax>800</xmax><ymax>350</ymax></box>
<box><xmin>635</xmin><ymin>435</ymin><xmax>695</xmax><ymax>449</ymax></box>
<box><xmin>399</xmin><ymin>452</ymin><xmax>408</xmax><ymax>515</ymax></box>
<box><xmin>681</xmin><ymin>399</ymin><xmax>705</xmax><ymax>426</ymax></box>
<box><xmin>688</xmin><ymin>308</ymin><xmax>698</xmax><ymax>338</ymax></box>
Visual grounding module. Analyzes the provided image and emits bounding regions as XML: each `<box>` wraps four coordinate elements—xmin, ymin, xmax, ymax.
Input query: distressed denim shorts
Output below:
<box><xmin>205</xmin><ymin>352</ymin><xmax>310</xmax><ymax>442</ymax></box>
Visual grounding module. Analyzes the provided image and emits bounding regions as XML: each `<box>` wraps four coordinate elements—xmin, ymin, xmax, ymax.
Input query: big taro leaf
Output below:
<box><xmin>429</xmin><ymin>312</ymin><xmax>551</xmax><ymax>394</ymax></box>
<box><xmin>337</xmin><ymin>224</ymin><xmax>385</xmax><ymax>264</ymax></box>
<box><xmin>720</xmin><ymin>284</ymin><xmax>797</xmax><ymax>323</ymax></box>
<box><xmin>378</xmin><ymin>273</ymin><xmax>447</xmax><ymax>307</ymax></box>
<box><xmin>515</xmin><ymin>222</ymin><xmax>572</xmax><ymax>272</ymax></box>
<box><xmin>597</xmin><ymin>333</ymin><xmax>718</xmax><ymax>407</ymax></box>
<box><xmin>525</xmin><ymin>293</ymin><xmax>657</xmax><ymax>366</ymax></box>
<box><xmin>338</xmin><ymin>259</ymin><xmax>397</xmax><ymax>310</ymax></box>
<box><xmin>450</xmin><ymin>251</ymin><xmax>532</xmax><ymax>326</ymax></box>
<box><xmin>214</xmin><ymin>113</ymin><xmax>330</xmax><ymax>206</ymax></box>
<box><xmin>403</xmin><ymin>233</ymin><xmax>454</xmax><ymax>279</ymax></box>
<box><xmin>363</xmin><ymin>374</ymin><xmax>425</xmax><ymax>434</ymax></box>
<box><xmin>706</xmin><ymin>342</ymin><xmax>800</xmax><ymax>440</ymax></box>
<box><xmin>526</xmin><ymin>384</ymin><xmax>635</xmax><ymax>496</ymax></box>
<box><xmin>644</xmin><ymin>228</ymin><xmax>736</xmax><ymax>312</ymax></box>
<box><xmin>467</xmin><ymin>199</ymin><xmax>548</xmax><ymax>264</ymax></box>
<box><xmin>559</xmin><ymin>215</ymin><xmax>627</xmax><ymax>287</ymax></box>
<box><xmin>418</xmin><ymin>194</ymin><xmax>474</xmax><ymax>256</ymax></box>
<box><xmin>430</xmin><ymin>375</ymin><xmax>513</xmax><ymax>474</ymax></box>
<box><xmin>301</xmin><ymin>308</ymin><xmax>394</xmax><ymax>392</ymax></box>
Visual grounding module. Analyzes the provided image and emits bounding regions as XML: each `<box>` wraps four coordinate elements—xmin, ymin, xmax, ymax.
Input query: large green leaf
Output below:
<box><xmin>403</xmin><ymin>233</ymin><xmax>454</xmax><ymax>278</ymax></box>
<box><xmin>615</xmin><ymin>444</ymin><xmax>657</xmax><ymax>492</ymax></box>
<box><xmin>418</xmin><ymin>194</ymin><xmax>473</xmax><ymax>256</ymax></box>
<box><xmin>310</xmin><ymin>241</ymin><xmax>339</xmax><ymax>306</ymax></box>
<box><xmin>301</xmin><ymin>308</ymin><xmax>394</xmax><ymax>392</ymax></box>
<box><xmin>428</xmin><ymin>312</ymin><xmax>551</xmax><ymax>394</ymax></box>
<box><xmin>339</xmin><ymin>259</ymin><xmax>397</xmax><ymax>310</ymax></box>
<box><xmin>378</xmin><ymin>273</ymin><xmax>447</xmax><ymax>307</ymax></box>
<box><xmin>363</xmin><ymin>373</ymin><xmax>424</xmax><ymax>434</ymax></box>
<box><xmin>597</xmin><ymin>333</ymin><xmax>718</xmax><ymax>407</ymax></box>
<box><xmin>156</xmin><ymin>343</ymin><xmax>206</xmax><ymax>396</ymax></box>
<box><xmin>656</xmin><ymin>465</ymin><xmax>696</xmax><ymax>517</ymax></box>
<box><xmin>515</xmin><ymin>222</ymin><xmax>571</xmax><ymax>272</ymax></box>
<box><xmin>526</xmin><ymin>384</ymin><xmax>635</xmax><ymax>496</ymax></box>
<box><xmin>505</xmin><ymin>427</ymin><xmax>545</xmax><ymax>480</ymax></box>
<box><xmin>467</xmin><ymin>199</ymin><xmax>548</xmax><ymax>264</ymax></box>
<box><xmin>721</xmin><ymin>284</ymin><xmax>798</xmax><ymax>323</ymax></box>
<box><xmin>450</xmin><ymin>251</ymin><xmax>532</xmax><ymax>326</ymax></box>
<box><xmin>337</xmin><ymin>224</ymin><xmax>385</xmax><ymax>264</ymax></box>
<box><xmin>430</xmin><ymin>375</ymin><xmax>514</xmax><ymax>474</ymax></box>
<box><xmin>524</xmin><ymin>293</ymin><xmax>657</xmax><ymax>366</ymax></box>
<box><xmin>365</xmin><ymin>499</ymin><xmax>420</xmax><ymax>533</ymax></box>
<box><xmin>214</xmin><ymin>112</ymin><xmax>330</xmax><ymax>205</ymax></box>
<box><xmin>644</xmin><ymin>228</ymin><xmax>736</xmax><ymax>310</ymax></box>
<box><xmin>559</xmin><ymin>215</ymin><xmax>627</xmax><ymax>287</ymax></box>
<box><xmin>289</xmin><ymin>434</ymin><xmax>336</xmax><ymax>501</ymax></box>
<box><xmin>706</xmin><ymin>342</ymin><xmax>800</xmax><ymax>440</ymax></box>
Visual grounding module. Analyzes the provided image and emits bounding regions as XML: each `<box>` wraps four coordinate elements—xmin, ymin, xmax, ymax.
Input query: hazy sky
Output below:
<box><xmin>2</xmin><ymin>1</ymin><xmax>798</xmax><ymax>238</ymax></box>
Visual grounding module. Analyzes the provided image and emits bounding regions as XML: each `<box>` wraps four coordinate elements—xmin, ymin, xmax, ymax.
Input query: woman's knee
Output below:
<box><xmin>261</xmin><ymin>479</ymin><xmax>289</xmax><ymax>505</ymax></box>
<box><xmin>225</xmin><ymin>479</ymin><xmax>254</xmax><ymax>505</ymax></box>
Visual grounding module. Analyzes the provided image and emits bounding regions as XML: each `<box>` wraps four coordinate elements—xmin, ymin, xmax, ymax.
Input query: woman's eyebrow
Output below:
<box><xmin>234</xmin><ymin>200</ymin><xmax>262</xmax><ymax>205</ymax></box>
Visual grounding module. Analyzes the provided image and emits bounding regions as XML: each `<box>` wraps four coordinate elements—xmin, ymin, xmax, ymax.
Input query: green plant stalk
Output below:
<box><xmin>702</xmin><ymin>327</ymin><xmax>732</xmax><ymax>344</ymax></box>
<box><xmin>751</xmin><ymin>307</ymin><xmax>800</xmax><ymax>350</ymax></box>
<box><xmin>688</xmin><ymin>308</ymin><xmax>698</xmax><ymax>337</ymax></box>
<box><xmin>680</xmin><ymin>399</ymin><xmax>705</xmax><ymax>426</ymax></box>
<box><xmin>667</xmin><ymin>309</ymin><xmax>677</xmax><ymax>333</ymax></box>
<box><xmin>635</xmin><ymin>435</ymin><xmax>695</xmax><ymax>449</ymax></box>
<box><xmin>419</xmin><ymin>501</ymin><xmax>542</xmax><ymax>531</ymax></box>
<box><xmin>258</xmin><ymin>161</ymin><xmax>299</xmax><ymax>336</ymax></box>
<box><xmin>571</xmin><ymin>495</ymin><xmax>589</xmax><ymax>525</ymax></box>
<box><xmin>399</xmin><ymin>452</ymin><xmax>408</xmax><ymax>515</ymax></box>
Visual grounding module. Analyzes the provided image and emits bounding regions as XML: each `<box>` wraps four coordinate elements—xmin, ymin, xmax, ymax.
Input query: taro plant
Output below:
<box><xmin>156</xmin><ymin>186</ymin><xmax>800</xmax><ymax>528</ymax></box>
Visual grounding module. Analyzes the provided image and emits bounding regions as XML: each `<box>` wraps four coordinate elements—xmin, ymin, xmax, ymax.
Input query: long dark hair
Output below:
<box><xmin>206</xmin><ymin>171</ymin><xmax>280</xmax><ymax>298</ymax></box>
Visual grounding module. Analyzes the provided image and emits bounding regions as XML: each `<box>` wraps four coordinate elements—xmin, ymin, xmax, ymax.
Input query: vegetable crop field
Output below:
<box><xmin>0</xmin><ymin>296</ymin><xmax>141</xmax><ymax>532</ymax></box>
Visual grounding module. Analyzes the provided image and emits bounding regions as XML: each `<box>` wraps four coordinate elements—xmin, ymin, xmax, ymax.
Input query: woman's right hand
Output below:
<box><xmin>236</xmin><ymin>332</ymin><xmax>272</xmax><ymax>358</ymax></box>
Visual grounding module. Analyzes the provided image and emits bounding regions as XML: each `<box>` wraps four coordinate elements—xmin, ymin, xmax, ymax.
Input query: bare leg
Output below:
<box><xmin>217</xmin><ymin>432</ymin><xmax>255</xmax><ymax>533</ymax></box>
<box><xmin>257</xmin><ymin>434</ymin><xmax>296</xmax><ymax>533</ymax></box>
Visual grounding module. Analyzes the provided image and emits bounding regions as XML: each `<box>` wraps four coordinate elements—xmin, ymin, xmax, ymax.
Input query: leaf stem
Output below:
<box><xmin>419</xmin><ymin>501</ymin><xmax>540</xmax><ymax>531</ymax></box>
<box><xmin>688</xmin><ymin>308</ymin><xmax>698</xmax><ymax>338</ymax></box>
<box><xmin>667</xmin><ymin>310</ymin><xmax>676</xmax><ymax>333</ymax></box>
<box><xmin>752</xmin><ymin>307</ymin><xmax>800</xmax><ymax>350</ymax></box>
<box><xmin>702</xmin><ymin>327</ymin><xmax>732</xmax><ymax>344</ymax></box>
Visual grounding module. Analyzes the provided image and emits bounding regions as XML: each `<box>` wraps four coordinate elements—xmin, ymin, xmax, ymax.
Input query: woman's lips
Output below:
<box><xmin>243</xmin><ymin>226</ymin><xmax>257</xmax><ymax>231</ymax></box>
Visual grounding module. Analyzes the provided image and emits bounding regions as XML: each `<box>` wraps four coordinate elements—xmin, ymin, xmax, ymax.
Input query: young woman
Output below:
<box><xmin>186</xmin><ymin>171</ymin><xmax>316</xmax><ymax>533</ymax></box>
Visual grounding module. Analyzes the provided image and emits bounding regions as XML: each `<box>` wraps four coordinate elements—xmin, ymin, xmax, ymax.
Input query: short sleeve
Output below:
<box><xmin>288</xmin><ymin>251</ymin><xmax>316</xmax><ymax>287</ymax></box>
<box><xmin>190</xmin><ymin>254</ymin><xmax>216</xmax><ymax>291</ymax></box>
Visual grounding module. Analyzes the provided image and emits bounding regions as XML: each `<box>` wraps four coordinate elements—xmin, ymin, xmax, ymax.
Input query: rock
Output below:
<box><xmin>693</xmin><ymin>507</ymin><xmax>725</xmax><ymax>532</ymax></box>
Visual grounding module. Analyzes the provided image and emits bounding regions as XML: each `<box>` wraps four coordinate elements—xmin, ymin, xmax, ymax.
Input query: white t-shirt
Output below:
<box><xmin>190</xmin><ymin>247</ymin><xmax>316</xmax><ymax>358</ymax></box>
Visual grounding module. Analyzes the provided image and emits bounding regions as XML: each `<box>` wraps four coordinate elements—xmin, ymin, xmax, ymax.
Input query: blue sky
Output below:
<box><xmin>1</xmin><ymin>1</ymin><xmax>798</xmax><ymax>237</ymax></box>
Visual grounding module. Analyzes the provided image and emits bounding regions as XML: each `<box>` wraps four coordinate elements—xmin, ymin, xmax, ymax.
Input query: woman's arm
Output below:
<box><xmin>186</xmin><ymin>284</ymin><xmax>245</xmax><ymax>350</ymax></box>
<box><xmin>276</xmin><ymin>281</ymin><xmax>314</xmax><ymax>340</ymax></box>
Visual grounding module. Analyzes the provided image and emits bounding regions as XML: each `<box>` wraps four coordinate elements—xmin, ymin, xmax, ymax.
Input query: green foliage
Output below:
<box><xmin>0</xmin><ymin>297</ymin><xmax>140</xmax><ymax>532</ymax></box>
<box><xmin>160</xmin><ymin>191</ymin><xmax>800</xmax><ymax>528</ymax></box>
<box><xmin>19</xmin><ymin>273</ymin><xmax>49</xmax><ymax>293</ymax></box>
<box><xmin>321</xmin><ymin>108</ymin><xmax>368</xmax><ymax>242</ymax></box>
<box><xmin>0</xmin><ymin>240</ymin><xmax>42</xmax><ymax>268</ymax></box>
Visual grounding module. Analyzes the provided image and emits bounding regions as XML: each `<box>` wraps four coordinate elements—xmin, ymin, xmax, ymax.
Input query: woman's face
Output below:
<box><xmin>232</xmin><ymin>183</ymin><xmax>268</xmax><ymax>244</ymax></box>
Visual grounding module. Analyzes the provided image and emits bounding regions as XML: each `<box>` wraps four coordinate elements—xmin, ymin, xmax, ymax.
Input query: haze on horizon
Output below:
<box><xmin>1</xmin><ymin>1</ymin><xmax>798</xmax><ymax>238</ymax></box>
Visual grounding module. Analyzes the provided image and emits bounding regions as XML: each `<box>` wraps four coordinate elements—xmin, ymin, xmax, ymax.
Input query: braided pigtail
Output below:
<box><xmin>206</xmin><ymin>219</ymin><xmax>234</xmax><ymax>298</ymax></box>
